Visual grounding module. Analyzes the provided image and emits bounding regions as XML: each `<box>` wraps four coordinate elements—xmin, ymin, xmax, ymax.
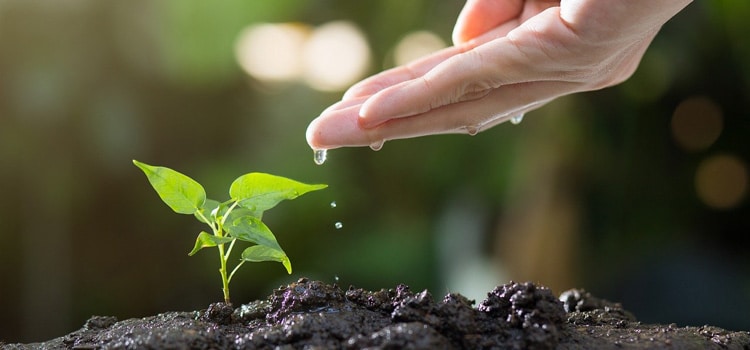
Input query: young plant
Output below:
<box><xmin>133</xmin><ymin>160</ymin><xmax>326</xmax><ymax>305</ymax></box>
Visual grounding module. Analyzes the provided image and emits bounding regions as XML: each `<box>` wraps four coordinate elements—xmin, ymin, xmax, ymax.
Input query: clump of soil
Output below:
<box><xmin>5</xmin><ymin>278</ymin><xmax>750</xmax><ymax>349</ymax></box>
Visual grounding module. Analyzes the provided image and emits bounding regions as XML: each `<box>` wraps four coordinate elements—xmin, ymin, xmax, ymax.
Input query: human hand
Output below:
<box><xmin>306</xmin><ymin>0</ymin><xmax>692</xmax><ymax>150</ymax></box>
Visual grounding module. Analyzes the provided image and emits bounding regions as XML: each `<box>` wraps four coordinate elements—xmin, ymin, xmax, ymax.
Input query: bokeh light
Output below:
<box><xmin>302</xmin><ymin>21</ymin><xmax>371</xmax><ymax>91</ymax></box>
<box><xmin>235</xmin><ymin>20</ymin><xmax>370</xmax><ymax>92</ymax></box>
<box><xmin>695</xmin><ymin>154</ymin><xmax>748</xmax><ymax>209</ymax></box>
<box><xmin>235</xmin><ymin>23</ymin><xmax>310</xmax><ymax>83</ymax></box>
<box><xmin>393</xmin><ymin>30</ymin><xmax>447</xmax><ymax>66</ymax></box>
<box><xmin>671</xmin><ymin>96</ymin><xmax>723</xmax><ymax>152</ymax></box>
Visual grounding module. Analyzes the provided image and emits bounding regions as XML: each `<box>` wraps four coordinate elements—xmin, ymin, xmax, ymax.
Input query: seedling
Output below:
<box><xmin>133</xmin><ymin>160</ymin><xmax>326</xmax><ymax>304</ymax></box>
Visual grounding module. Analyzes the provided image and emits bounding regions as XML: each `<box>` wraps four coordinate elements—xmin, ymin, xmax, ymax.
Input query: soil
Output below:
<box><xmin>4</xmin><ymin>278</ymin><xmax>749</xmax><ymax>349</ymax></box>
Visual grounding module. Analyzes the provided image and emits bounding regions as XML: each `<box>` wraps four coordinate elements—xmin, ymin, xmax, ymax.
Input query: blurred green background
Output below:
<box><xmin>1</xmin><ymin>0</ymin><xmax>749</xmax><ymax>343</ymax></box>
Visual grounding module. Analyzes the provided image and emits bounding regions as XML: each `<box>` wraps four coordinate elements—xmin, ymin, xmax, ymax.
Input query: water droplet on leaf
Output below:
<box><xmin>313</xmin><ymin>149</ymin><xmax>328</xmax><ymax>165</ymax></box>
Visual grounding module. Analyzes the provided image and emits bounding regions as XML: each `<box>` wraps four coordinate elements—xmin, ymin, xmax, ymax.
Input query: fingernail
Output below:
<box><xmin>357</xmin><ymin>99</ymin><xmax>380</xmax><ymax>129</ymax></box>
<box><xmin>357</xmin><ymin>115</ymin><xmax>381</xmax><ymax>129</ymax></box>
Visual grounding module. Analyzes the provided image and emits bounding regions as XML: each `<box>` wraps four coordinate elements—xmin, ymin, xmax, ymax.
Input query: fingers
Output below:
<box><xmin>452</xmin><ymin>0</ymin><xmax>524</xmax><ymax>45</ymax></box>
<box><xmin>307</xmin><ymin>79</ymin><xmax>580</xmax><ymax>149</ymax></box>
<box><xmin>307</xmin><ymin>104</ymin><xmax>370</xmax><ymax>150</ymax></box>
<box><xmin>343</xmin><ymin>18</ymin><xmax>521</xmax><ymax>101</ymax></box>
<box><xmin>355</xmin><ymin>7</ymin><xmax>587</xmax><ymax>130</ymax></box>
<box><xmin>342</xmin><ymin>45</ymin><xmax>464</xmax><ymax>100</ymax></box>
<box><xmin>356</xmin><ymin>32</ymin><xmax>548</xmax><ymax>129</ymax></box>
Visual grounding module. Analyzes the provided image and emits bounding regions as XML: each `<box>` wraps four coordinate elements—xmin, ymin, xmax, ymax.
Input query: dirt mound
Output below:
<box><xmin>6</xmin><ymin>278</ymin><xmax>749</xmax><ymax>349</ymax></box>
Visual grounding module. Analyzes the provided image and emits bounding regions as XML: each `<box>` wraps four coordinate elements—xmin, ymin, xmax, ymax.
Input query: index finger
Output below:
<box><xmin>342</xmin><ymin>45</ymin><xmax>464</xmax><ymax>100</ymax></box>
<box><xmin>343</xmin><ymin>22</ymin><xmax>519</xmax><ymax>101</ymax></box>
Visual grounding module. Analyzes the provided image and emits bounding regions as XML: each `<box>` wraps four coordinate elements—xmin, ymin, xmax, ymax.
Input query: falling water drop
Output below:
<box><xmin>330</xmin><ymin>201</ymin><xmax>337</xmax><ymax>208</ymax></box>
<box><xmin>334</xmin><ymin>221</ymin><xmax>343</xmax><ymax>229</ymax></box>
<box><xmin>313</xmin><ymin>149</ymin><xmax>328</xmax><ymax>165</ymax></box>
<box><xmin>510</xmin><ymin>113</ymin><xmax>524</xmax><ymax>125</ymax></box>
<box><xmin>369</xmin><ymin>140</ymin><xmax>384</xmax><ymax>151</ymax></box>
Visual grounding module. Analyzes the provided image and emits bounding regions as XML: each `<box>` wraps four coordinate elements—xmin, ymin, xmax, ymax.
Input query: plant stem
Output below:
<box><xmin>215</xmin><ymin>201</ymin><xmax>242</xmax><ymax>304</ymax></box>
<box><xmin>225</xmin><ymin>239</ymin><xmax>237</xmax><ymax>260</ymax></box>
<box><xmin>228</xmin><ymin>260</ymin><xmax>245</xmax><ymax>284</ymax></box>
<box><xmin>198</xmin><ymin>201</ymin><xmax>242</xmax><ymax>305</ymax></box>
<box><xmin>218</xmin><ymin>242</ymin><xmax>231</xmax><ymax>305</ymax></box>
<box><xmin>220</xmin><ymin>200</ymin><xmax>241</xmax><ymax>227</ymax></box>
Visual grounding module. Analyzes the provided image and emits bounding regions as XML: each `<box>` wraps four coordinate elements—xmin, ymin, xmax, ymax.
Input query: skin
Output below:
<box><xmin>306</xmin><ymin>0</ymin><xmax>693</xmax><ymax>150</ymax></box>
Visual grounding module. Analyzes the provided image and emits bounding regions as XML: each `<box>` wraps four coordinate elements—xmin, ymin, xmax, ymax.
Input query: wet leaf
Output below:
<box><xmin>225</xmin><ymin>216</ymin><xmax>281</xmax><ymax>250</ymax></box>
<box><xmin>189</xmin><ymin>231</ymin><xmax>234</xmax><ymax>256</ymax></box>
<box><xmin>133</xmin><ymin>160</ymin><xmax>206</xmax><ymax>215</ymax></box>
<box><xmin>241</xmin><ymin>245</ymin><xmax>292</xmax><ymax>274</ymax></box>
<box><xmin>225</xmin><ymin>206</ymin><xmax>263</xmax><ymax>222</ymax></box>
<box><xmin>229</xmin><ymin>173</ymin><xmax>327</xmax><ymax>213</ymax></box>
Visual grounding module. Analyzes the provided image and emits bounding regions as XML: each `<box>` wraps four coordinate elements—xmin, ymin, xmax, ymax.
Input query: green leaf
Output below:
<box><xmin>133</xmin><ymin>160</ymin><xmax>206</xmax><ymax>215</ymax></box>
<box><xmin>194</xmin><ymin>199</ymin><xmax>220</xmax><ymax>224</ymax></box>
<box><xmin>241</xmin><ymin>245</ymin><xmax>292</xmax><ymax>274</ymax></box>
<box><xmin>229</xmin><ymin>173</ymin><xmax>326</xmax><ymax>214</ymax></box>
<box><xmin>189</xmin><ymin>231</ymin><xmax>234</xmax><ymax>256</ymax></box>
<box><xmin>225</xmin><ymin>216</ymin><xmax>281</xmax><ymax>250</ymax></box>
<box><xmin>225</xmin><ymin>206</ymin><xmax>263</xmax><ymax>222</ymax></box>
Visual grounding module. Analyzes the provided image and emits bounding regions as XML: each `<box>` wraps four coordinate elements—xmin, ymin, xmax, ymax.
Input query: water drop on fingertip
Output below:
<box><xmin>465</xmin><ymin>125</ymin><xmax>479</xmax><ymax>136</ymax></box>
<box><xmin>313</xmin><ymin>149</ymin><xmax>328</xmax><ymax>165</ymax></box>
<box><xmin>369</xmin><ymin>140</ymin><xmax>384</xmax><ymax>151</ymax></box>
<box><xmin>510</xmin><ymin>114</ymin><xmax>524</xmax><ymax>125</ymax></box>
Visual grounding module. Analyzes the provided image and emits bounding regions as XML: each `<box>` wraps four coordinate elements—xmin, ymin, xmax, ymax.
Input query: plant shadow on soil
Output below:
<box><xmin>5</xmin><ymin>278</ymin><xmax>750</xmax><ymax>349</ymax></box>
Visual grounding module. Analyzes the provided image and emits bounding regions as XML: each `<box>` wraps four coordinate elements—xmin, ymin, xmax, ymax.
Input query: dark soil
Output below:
<box><xmin>5</xmin><ymin>278</ymin><xmax>749</xmax><ymax>349</ymax></box>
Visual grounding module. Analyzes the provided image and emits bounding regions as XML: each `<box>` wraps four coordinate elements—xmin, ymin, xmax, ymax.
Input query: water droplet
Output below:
<box><xmin>465</xmin><ymin>125</ymin><xmax>480</xmax><ymax>136</ymax></box>
<box><xmin>334</xmin><ymin>275</ymin><xmax>340</xmax><ymax>282</ymax></box>
<box><xmin>330</xmin><ymin>201</ymin><xmax>337</xmax><ymax>208</ymax></box>
<box><xmin>313</xmin><ymin>149</ymin><xmax>327</xmax><ymax>165</ymax></box>
<box><xmin>369</xmin><ymin>140</ymin><xmax>384</xmax><ymax>151</ymax></box>
<box><xmin>334</xmin><ymin>222</ymin><xmax>343</xmax><ymax>229</ymax></box>
<box><xmin>510</xmin><ymin>113</ymin><xmax>524</xmax><ymax>125</ymax></box>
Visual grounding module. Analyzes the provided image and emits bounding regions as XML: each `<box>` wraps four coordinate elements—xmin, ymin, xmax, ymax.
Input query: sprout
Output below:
<box><xmin>133</xmin><ymin>160</ymin><xmax>326</xmax><ymax>304</ymax></box>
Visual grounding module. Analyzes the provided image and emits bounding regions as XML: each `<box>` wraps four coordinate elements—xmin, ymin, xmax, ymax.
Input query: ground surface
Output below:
<box><xmin>5</xmin><ymin>278</ymin><xmax>750</xmax><ymax>349</ymax></box>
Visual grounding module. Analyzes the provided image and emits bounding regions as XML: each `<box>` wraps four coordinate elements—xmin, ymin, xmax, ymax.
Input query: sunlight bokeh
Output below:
<box><xmin>235</xmin><ymin>20</ymin><xmax>371</xmax><ymax>92</ymax></box>
<box><xmin>393</xmin><ymin>30</ymin><xmax>447</xmax><ymax>66</ymax></box>
<box><xmin>235</xmin><ymin>23</ymin><xmax>310</xmax><ymax>83</ymax></box>
<box><xmin>695</xmin><ymin>154</ymin><xmax>748</xmax><ymax>209</ymax></box>
<box><xmin>671</xmin><ymin>96</ymin><xmax>724</xmax><ymax>152</ymax></box>
<box><xmin>302</xmin><ymin>21</ymin><xmax>371</xmax><ymax>91</ymax></box>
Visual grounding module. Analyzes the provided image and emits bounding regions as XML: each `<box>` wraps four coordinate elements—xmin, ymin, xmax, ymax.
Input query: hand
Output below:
<box><xmin>306</xmin><ymin>0</ymin><xmax>692</xmax><ymax>150</ymax></box>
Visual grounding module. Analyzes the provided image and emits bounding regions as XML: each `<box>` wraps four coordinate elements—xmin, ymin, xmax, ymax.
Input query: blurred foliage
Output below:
<box><xmin>1</xmin><ymin>0</ymin><xmax>749</xmax><ymax>344</ymax></box>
